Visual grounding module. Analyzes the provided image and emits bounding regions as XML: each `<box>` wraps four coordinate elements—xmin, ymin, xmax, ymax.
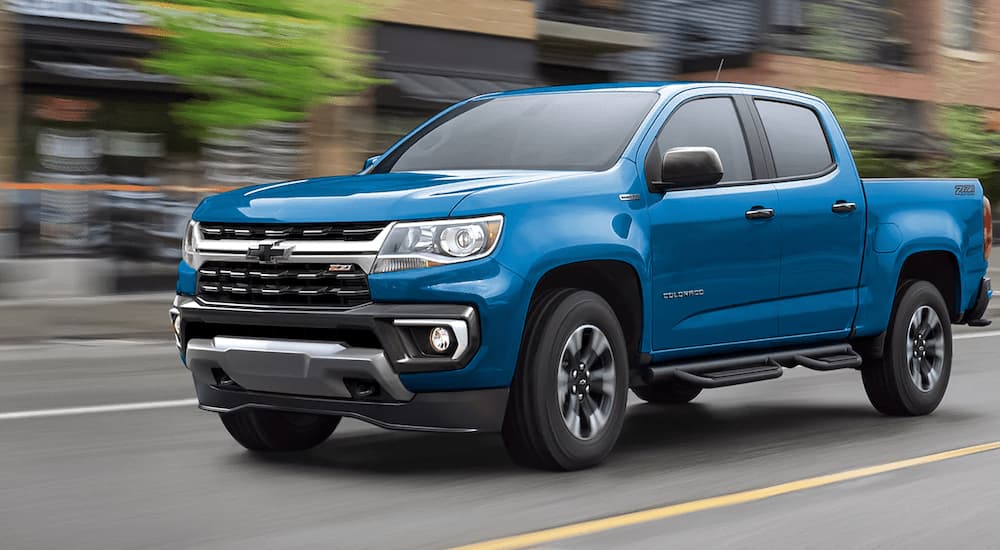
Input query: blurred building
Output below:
<box><xmin>2</xmin><ymin>0</ymin><xmax>194</xmax><ymax>259</ymax></box>
<box><xmin>0</xmin><ymin>0</ymin><xmax>997</xmax><ymax>264</ymax></box>
<box><xmin>359</xmin><ymin>0</ymin><xmax>1000</xmax><ymax>174</ymax></box>
<box><xmin>677</xmin><ymin>0</ymin><xmax>1000</xmax><ymax>164</ymax></box>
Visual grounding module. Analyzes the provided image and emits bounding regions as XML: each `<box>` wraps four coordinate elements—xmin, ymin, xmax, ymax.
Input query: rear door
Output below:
<box><xmin>646</xmin><ymin>95</ymin><xmax>782</xmax><ymax>351</ymax></box>
<box><xmin>751</xmin><ymin>98</ymin><xmax>866</xmax><ymax>336</ymax></box>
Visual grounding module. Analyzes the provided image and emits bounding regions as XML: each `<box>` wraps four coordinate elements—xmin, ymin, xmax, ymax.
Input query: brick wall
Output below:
<box><xmin>681</xmin><ymin>0</ymin><xmax>1000</xmax><ymax>111</ymax></box>
<box><xmin>0</xmin><ymin>7</ymin><xmax>19</xmax><ymax>248</ymax></box>
<box><xmin>934</xmin><ymin>0</ymin><xmax>1000</xmax><ymax>108</ymax></box>
<box><xmin>0</xmin><ymin>7</ymin><xmax>17</xmax><ymax>180</ymax></box>
<box><xmin>304</xmin><ymin>95</ymin><xmax>376</xmax><ymax>179</ymax></box>
<box><xmin>372</xmin><ymin>0</ymin><xmax>536</xmax><ymax>39</ymax></box>
<box><xmin>680</xmin><ymin>53</ymin><xmax>938</xmax><ymax>102</ymax></box>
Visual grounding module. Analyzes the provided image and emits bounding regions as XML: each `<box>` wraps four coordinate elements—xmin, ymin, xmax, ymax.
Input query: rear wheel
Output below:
<box><xmin>502</xmin><ymin>290</ymin><xmax>629</xmax><ymax>470</ymax></box>
<box><xmin>862</xmin><ymin>281</ymin><xmax>952</xmax><ymax>416</ymax></box>
<box><xmin>632</xmin><ymin>382</ymin><xmax>702</xmax><ymax>404</ymax></box>
<box><xmin>220</xmin><ymin>409</ymin><xmax>340</xmax><ymax>452</ymax></box>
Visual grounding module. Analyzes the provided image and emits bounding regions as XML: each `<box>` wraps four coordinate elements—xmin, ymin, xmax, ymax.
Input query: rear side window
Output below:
<box><xmin>755</xmin><ymin>100</ymin><xmax>834</xmax><ymax>178</ymax></box>
<box><xmin>650</xmin><ymin>97</ymin><xmax>753</xmax><ymax>183</ymax></box>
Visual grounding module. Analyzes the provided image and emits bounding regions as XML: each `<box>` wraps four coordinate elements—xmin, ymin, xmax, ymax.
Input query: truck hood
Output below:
<box><xmin>192</xmin><ymin>170</ymin><xmax>566</xmax><ymax>223</ymax></box>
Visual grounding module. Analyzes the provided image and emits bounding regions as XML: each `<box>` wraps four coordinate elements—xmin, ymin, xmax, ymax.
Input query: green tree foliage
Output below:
<box><xmin>814</xmin><ymin>89</ymin><xmax>999</xmax><ymax>196</ymax></box>
<box><xmin>939</xmin><ymin>105</ymin><xmax>1000</xmax><ymax>197</ymax></box>
<box><xmin>133</xmin><ymin>0</ymin><xmax>383</xmax><ymax>135</ymax></box>
<box><xmin>815</xmin><ymin>89</ymin><xmax>897</xmax><ymax>177</ymax></box>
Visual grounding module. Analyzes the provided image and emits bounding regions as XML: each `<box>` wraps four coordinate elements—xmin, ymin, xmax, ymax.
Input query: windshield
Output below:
<box><xmin>375</xmin><ymin>91</ymin><xmax>659</xmax><ymax>173</ymax></box>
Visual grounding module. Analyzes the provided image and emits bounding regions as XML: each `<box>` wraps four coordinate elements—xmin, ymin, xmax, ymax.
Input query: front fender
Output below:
<box><xmin>453</xmin><ymin>163</ymin><xmax>654</xmax><ymax>352</ymax></box>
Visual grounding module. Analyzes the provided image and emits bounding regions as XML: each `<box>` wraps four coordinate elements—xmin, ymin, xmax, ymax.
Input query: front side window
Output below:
<box><xmin>648</xmin><ymin>97</ymin><xmax>753</xmax><ymax>183</ymax></box>
<box><xmin>376</xmin><ymin>92</ymin><xmax>658</xmax><ymax>173</ymax></box>
<box><xmin>755</xmin><ymin>100</ymin><xmax>834</xmax><ymax>178</ymax></box>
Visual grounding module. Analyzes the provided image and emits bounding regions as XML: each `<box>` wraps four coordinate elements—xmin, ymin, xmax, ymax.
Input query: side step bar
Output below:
<box><xmin>642</xmin><ymin>344</ymin><xmax>862</xmax><ymax>389</ymax></box>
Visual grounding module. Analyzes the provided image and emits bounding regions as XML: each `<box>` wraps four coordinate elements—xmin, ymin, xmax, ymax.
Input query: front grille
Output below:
<box><xmin>199</xmin><ymin>222</ymin><xmax>387</xmax><ymax>241</ymax></box>
<box><xmin>197</xmin><ymin>262</ymin><xmax>371</xmax><ymax>307</ymax></box>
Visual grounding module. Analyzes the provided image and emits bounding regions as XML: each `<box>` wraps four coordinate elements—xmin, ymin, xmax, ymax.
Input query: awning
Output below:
<box><xmin>537</xmin><ymin>19</ymin><xmax>656</xmax><ymax>53</ymax></box>
<box><xmin>32</xmin><ymin>60</ymin><xmax>176</xmax><ymax>84</ymax></box>
<box><xmin>378</xmin><ymin>70</ymin><xmax>530</xmax><ymax>105</ymax></box>
<box><xmin>373</xmin><ymin>23</ymin><xmax>537</xmax><ymax>109</ymax></box>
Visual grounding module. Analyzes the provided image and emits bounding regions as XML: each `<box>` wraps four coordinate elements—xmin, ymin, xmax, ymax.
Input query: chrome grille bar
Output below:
<box><xmin>199</xmin><ymin>222</ymin><xmax>388</xmax><ymax>241</ymax></box>
<box><xmin>197</xmin><ymin>261</ymin><xmax>371</xmax><ymax>308</ymax></box>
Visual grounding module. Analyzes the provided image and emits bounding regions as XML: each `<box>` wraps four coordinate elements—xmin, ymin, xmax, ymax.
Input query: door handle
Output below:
<box><xmin>745</xmin><ymin>206</ymin><xmax>775</xmax><ymax>220</ymax></box>
<box><xmin>832</xmin><ymin>200</ymin><xmax>857</xmax><ymax>213</ymax></box>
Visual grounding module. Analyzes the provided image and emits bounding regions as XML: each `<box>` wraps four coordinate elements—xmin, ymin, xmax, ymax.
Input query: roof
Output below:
<box><xmin>480</xmin><ymin>81</ymin><xmax>818</xmax><ymax>101</ymax></box>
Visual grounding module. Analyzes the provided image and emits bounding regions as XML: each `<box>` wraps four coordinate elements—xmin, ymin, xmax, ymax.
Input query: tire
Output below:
<box><xmin>502</xmin><ymin>289</ymin><xmax>629</xmax><ymax>471</ymax></box>
<box><xmin>220</xmin><ymin>409</ymin><xmax>340</xmax><ymax>452</ymax></box>
<box><xmin>861</xmin><ymin>280</ymin><xmax>952</xmax><ymax>416</ymax></box>
<box><xmin>632</xmin><ymin>382</ymin><xmax>702</xmax><ymax>404</ymax></box>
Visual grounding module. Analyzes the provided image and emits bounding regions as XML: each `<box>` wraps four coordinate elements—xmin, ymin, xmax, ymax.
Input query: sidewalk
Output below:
<box><xmin>0</xmin><ymin>293</ymin><xmax>174</xmax><ymax>343</ymax></box>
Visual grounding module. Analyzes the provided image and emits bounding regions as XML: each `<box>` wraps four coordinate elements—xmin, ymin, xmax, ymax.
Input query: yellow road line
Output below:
<box><xmin>453</xmin><ymin>441</ymin><xmax>1000</xmax><ymax>550</ymax></box>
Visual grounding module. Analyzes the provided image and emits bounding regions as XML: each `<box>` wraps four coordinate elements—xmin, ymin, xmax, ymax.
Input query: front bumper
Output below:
<box><xmin>176</xmin><ymin>256</ymin><xmax>532</xmax><ymax>392</ymax></box>
<box><xmin>172</xmin><ymin>295</ymin><xmax>480</xmax><ymax>374</ymax></box>
<box><xmin>195</xmin><ymin>382</ymin><xmax>508</xmax><ymax>433</ymax></box>
<box><xmin>171</xmin><ymin>294</ymin><xmax>512</xmax><ymax>432</ymax></box>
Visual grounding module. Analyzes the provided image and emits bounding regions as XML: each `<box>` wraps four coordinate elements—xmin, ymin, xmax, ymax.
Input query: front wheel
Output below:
<box><xmin>502</xmin><ymin>289</ymin><xmax>629</xmax><ymax>471</ymax></box>
<box><xmin>862</xmin><ymin>281</ymin><xmax>952</xmax><ymax>416</ymax></box>
<box><xmin>220</xmin><ymin>409</ymin><xmax>340</xmax><ymax>452</ymax></box>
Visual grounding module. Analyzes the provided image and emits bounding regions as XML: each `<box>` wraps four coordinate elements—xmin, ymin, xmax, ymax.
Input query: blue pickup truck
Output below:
<box><xmin>171</xmin><ymin>83</ymin><xmax>992</xmax><ymax>470</ymax></box>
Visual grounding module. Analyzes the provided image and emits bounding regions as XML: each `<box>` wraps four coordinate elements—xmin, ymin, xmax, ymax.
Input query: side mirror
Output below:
<box><xmin>362</xmin><ymin>155</ymin><xmax>381</xmax><ymax>173</ymax></box>
<box><xmin>654</xmin><ymin>146</ymin><xmax>724</xmax><ymax>191</ymax></box>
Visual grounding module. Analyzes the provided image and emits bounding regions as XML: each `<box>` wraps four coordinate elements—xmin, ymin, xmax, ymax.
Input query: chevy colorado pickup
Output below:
<box><xmin>171</xmin><ymin>83</ymin><xmax>993</xmax><ymax>470</ymax></box>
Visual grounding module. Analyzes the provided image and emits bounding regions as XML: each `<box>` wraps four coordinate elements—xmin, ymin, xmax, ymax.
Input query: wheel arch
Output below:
<box><xmin>854</xmin><ymin>248</ymin><xmax>961</xmax><ymax>358</ymax></box>
<box><xmin>526</xmin><ymin>260</ymin><xmax>645</xmax><ymax>369</ymax></box>
<box><xmin>896</xmin><ymin>250</ymin><xmax>961</xmax><ymax>322</ymax></box>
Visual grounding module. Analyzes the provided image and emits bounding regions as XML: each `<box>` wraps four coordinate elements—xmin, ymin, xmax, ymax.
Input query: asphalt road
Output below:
<box><xmin>2</xmin><ymin>328</ymin><xmax>1000</xmax><ymax>549</ymax></box>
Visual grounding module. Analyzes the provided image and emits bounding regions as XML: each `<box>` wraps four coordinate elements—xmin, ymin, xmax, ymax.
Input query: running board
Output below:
<box><xmin>642</xmin><ymin>344</ymin><xmax>862</xmax><ymax>389</ymax></box>
<box><xmin>673</xmin><ymin>364</ymin><xmax>783</xmax><ymax>388</ymax></box>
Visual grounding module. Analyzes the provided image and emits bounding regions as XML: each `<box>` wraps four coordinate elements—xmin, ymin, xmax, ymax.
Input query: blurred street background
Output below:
<box><xmin>3</xmin><ymin>2</ymin><xmax>1000</xmax><ymax>549</ymax></box>
<box><xmin>0</xmin><ymin>0</ymin><xmax>998</xmax><ymax>300</ymax></box>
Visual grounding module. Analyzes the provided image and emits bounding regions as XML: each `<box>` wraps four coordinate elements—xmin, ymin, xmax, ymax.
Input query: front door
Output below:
<box><xmin>646</xmin><ymin>96</ymin><xmax>782</xmax><ymax>351</ymax></box>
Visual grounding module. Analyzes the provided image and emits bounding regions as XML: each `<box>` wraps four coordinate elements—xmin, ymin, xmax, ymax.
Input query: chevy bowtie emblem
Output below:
<box><xmin>327</xmin><ymin>264</ymin><xmax>353</xmax><ymax>272</ymax></box>
<box><xmin>246</xmin><ymin>243</ymin><xmax>292</xmax><ymax>263</ymax></box>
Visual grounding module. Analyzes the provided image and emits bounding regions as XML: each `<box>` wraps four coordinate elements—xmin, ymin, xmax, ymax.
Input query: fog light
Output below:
<box><xmin>169</xmin><ymin>307</ymin><xmax>181</xmax><ymax>348</ymax></box>
<box><xmin>429</xmin><ymin>326</ymin><xmax>452</xmax><ymax>353</ymax></box>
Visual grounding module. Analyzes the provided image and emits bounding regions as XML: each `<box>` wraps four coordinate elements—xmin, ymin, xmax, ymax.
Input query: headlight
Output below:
<box><xmin>182</xmin><ymin>220</ymin><xmax>201</xmax><ymax>268</ymax></box>
<box><xmin>373</xmin><ymin>215</ymin><xmax>503</xmax><ymax>273</ymax></box>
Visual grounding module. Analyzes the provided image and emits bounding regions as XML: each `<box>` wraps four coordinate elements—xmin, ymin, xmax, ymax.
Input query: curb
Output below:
<box><xmin>0</xmin><ymin>291</ymin><xmax>174</xmax><ymax>308</ymax></box>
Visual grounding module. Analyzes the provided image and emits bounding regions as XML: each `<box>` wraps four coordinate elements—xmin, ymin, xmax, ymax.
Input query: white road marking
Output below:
<box><xmin>0</xmin><ymin>398</ymin><xmax>199</xmax><ymax>421</ymax></box>
<box><xmin>954</xmin><ymin>330</ymin><xmax>1000</xmax><ymax>340</ymax></box>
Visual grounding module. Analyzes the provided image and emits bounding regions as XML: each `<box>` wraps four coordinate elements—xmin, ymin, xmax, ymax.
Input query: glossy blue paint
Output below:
<box><xmin>853</xmin><ymin>178</ymin><xmax>987</xmax><ymax>336</ymax></box>
<box><xmin>873</xmin><ymin>223</ymin><xmax>902</xmax><ymax>253</ymax></box>
<box><xmin>177</xmin><ymin>261</ymin><xmax>196</xmax><ymax>295</ymax></box>
<box><xmin>191</xmin><ymin>171</ymin><xmax>571</xmax><ymax>224</ymax></box>
<box><xmin>368</xmin><ymin>258</ymin><xmax>531</xmax><ymax>392</ymax></box>
<box><xmin>647</xmin><ymin>183</ymin><xmax>781</xmax><ymax>349</ymax></box>
<box><xmin>183</xmin><ymin>82</ymin><xmax>990</xmax><ymax>394</ymax></box>
<box><xmin>770</xmin><ymin>97</ymin><xmax>867</xmax><ymax>336</ymax></box>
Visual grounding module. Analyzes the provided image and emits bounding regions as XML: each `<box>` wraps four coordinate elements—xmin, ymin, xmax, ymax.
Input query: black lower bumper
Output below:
<box><xmin>194</xmin><ymin>382</ymin><xmax>509</xmax><ymax>433</ymax></box>
<box><xmin>964</xmin><ymin>276</ymin><xmax>992</xmax><ymax>326</ymax></box>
